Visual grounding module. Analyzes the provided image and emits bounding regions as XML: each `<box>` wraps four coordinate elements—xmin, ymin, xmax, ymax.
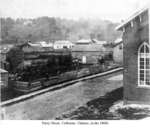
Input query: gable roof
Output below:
<box><xmin>19</xmin><ymin>42</ymin><xmax>53</xmax><ymax>52</ymax></box>
<box><xmin>28</xmin><ymin>42</ymin><xmax>41</xmax><ymax>47</ymax></box>
<box><xmin>116</xmin><ymin>5</ymin><xmax>149</xmax><ymax>31</ymax></box>
<box><xmin>71</xmin><ymin>44</ymin><xmax>105</xmax><ymax>52</ymax></box>
<box><xmin>114</xmin><ymin>38</ymin><xmax>122</xmax><ymax>44</ymax></box>
<box><xmin>75</xmin><ymin>39</ymin><xmax>92</xmax><ymax>44</ymax></box>
<box><xmin>37</xmin><ymin>41</ymin><xmax>53</xmax><ymax>47</ymax></box>
<box><xmin>54</xmin><ymin>40</ymin><xmax>73</xmax><ymax>45</ymax></box>
<box><xmin>0</xmin><ymin>44</ymin><xmax>14</xmax><ymax>53</ymax></box>
<box><xmin>0</xmin><ymin>68</ymin><xmax>8</xmax><ymax>73</ymax></box>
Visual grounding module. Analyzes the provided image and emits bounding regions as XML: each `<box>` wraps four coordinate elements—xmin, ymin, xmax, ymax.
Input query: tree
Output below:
<box><xmin>6</xmin><ymin>46</ymin><xmax>24</xmax><ymax>73</ymax></box>
<box><xmin>1</xmin><ymin>17</ymin><xmax>121</xmax><ymax>44</ymax></box>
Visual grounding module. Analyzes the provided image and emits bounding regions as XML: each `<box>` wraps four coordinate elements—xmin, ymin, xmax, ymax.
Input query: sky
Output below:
<box><xmin>0</xmin><ymin>0</ymin><xmax>149</xmax><ymax>22</ymax></box>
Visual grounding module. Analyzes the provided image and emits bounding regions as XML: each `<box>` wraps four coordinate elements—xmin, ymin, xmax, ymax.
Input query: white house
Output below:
<box><xmin>53</xmin><ymin>40</ymin><xmax>74</xmax><ymax>49</ymax></box>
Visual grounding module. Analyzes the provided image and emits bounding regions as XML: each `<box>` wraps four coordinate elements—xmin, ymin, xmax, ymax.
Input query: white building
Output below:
<box><xmin>53</xmin><ymin>40</ymin><xmax>74</xmax><ymax>49</ymax></box>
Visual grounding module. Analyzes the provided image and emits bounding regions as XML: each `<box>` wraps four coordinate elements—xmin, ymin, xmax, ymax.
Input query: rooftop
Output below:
<box><xmin>75</xmin><ymin>39</ymin><xmax>92</xmax><ymax>44</ymax></box>
<box><xmin>0</xmin><ymin>44</ymin><xmax>14</xmax><ymax>53</ymax></box>
<box><xmin>72</xmin><ymin>44</ymin><xmax>105</xmax><ymax>52</ymax></box>
<box><xmin>36</xmin><ymin>41</ymin><xmax>53</xmax><ymax>47</ymax></box>
<box><xmin>0</xmin><ymin>68</ymin><xmax>8</xmax><ymax>73</ymax></box>
<box><xmin>54</xmin><ymin>40</ymin><xmax>73</xmax><ymax>44</ymax></box>
<box><xmin>116</xmin><ymin>5</ymin><xmax>150</xmax><ymax>31</ymax></box>
<box><xmin>114</xmin><ymin>38</ymin><xmax>122</xmax><ymax>44</ymax></box>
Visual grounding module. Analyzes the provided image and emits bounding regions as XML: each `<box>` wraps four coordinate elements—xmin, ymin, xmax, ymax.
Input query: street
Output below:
<box><xmin>2</xmin><ymin>71</ymin><xmax>123</xmax><ymax>120</ymax></box>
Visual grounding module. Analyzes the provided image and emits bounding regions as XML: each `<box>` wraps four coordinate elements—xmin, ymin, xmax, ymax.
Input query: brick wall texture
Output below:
<box><xmin>123</xmin><ymin>10</ymin><xmax>150</xmax><ymax>104</ymax></box>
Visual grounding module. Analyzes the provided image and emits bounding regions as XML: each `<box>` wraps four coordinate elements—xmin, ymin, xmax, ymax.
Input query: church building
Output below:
<box><xmin>116</xmin><ymin>6</ymin><xmax>150</xmax><ymax>104</ymax></box>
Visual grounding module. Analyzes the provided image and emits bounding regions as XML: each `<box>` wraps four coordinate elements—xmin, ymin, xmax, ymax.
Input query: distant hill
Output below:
<box><xmin>1</xmin><ymin>17</ymin><xmax>121</xmax><ymax>44</ymax></box>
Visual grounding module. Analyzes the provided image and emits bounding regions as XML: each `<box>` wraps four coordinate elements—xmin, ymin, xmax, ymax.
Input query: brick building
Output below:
<box><xmin>116</xmin><ymin>6</ymin><xmax>150</xmax><ymax>104</ymax></box>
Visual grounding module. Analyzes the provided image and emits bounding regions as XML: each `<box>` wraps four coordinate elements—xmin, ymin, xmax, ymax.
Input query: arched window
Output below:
<box><xmin>138</xmin><ymin>42</ymin><xmax>150</xmax><ymax>87</ymax></box>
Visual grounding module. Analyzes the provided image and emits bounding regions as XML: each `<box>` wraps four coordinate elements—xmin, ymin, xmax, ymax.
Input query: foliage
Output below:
<box><xmin>1</xmin><ymin>17</ymin><xmax>121</xmax><ymax>44</ymax></box>
<box><xmin>6</xmin><ymin>46</ymin><xmax>24</xmax><ymax>73</ymax></box>
<box><xmin>15</xmin><ymin>54</ymin><xmax>74</xmax><ymax>81</ymax></box>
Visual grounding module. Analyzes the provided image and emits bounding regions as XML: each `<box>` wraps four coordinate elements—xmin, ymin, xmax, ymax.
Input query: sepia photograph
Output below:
<box><xmin>0</xmin><ymin>0</ymin><xmax>150</xmax><ymax>124</ymax></box>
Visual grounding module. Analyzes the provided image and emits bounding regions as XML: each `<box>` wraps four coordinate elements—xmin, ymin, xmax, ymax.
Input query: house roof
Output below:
<box><xmin>94</xmin><ymin>40</ymin><xmax>107</xmax><ymax>45</ymax></box>
<box><xmin>19</xmin><ymin>42</ymin><xmax>53</xmax><ymax>52</ymax></box>
<box><xmin>116</xmin><ymin>5</ymin><xmax>150</xmax><ymax>31</ymax></box>
<box><xmin>0</xmin><ymin>44</ymin><xmax>14</xmax><ymax>53</ymax></box>
<box><xmin>37</xmin><ymin>41</ymin><xmax>53</xmax><ymax>47</ymax></box>
<box><xmin>71</xmin><ymin>44</ymin><xmax>105</xmax><ymax>52</ymax></box>
<box><xmin>54</xmin><ymin>40</ymin><xmax>73</xmax><ymax>45</ymax></box>
<box><xmin>0</xmin><ymin>68</ymin><xmax>8</xmax><ymax>73</ymax></box>
<box><xmin>114</xmin><ymin>38</ymin><xmax>122</xmax><ymax>44</ymax></box>
<box><xmin>114</xmin><ymin>42</ymin><xmax>123</xmax><ymax>47</ymax></box>
<box><xmin>75</xmin><ymin>39</ymin><xmax>92</xmax><ymax>44</ymax></box>
<box><xmin>113</xmin><ymin>38</ymin><xmax>123</xmax><ymax>47</ymax></box>
<box><xmin>28</xmin><ymin>42</ymin><xmax>41</xmax><ymax>47</ymax></box>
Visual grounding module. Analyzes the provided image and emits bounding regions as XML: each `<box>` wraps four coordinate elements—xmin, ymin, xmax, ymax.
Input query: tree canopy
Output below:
<box><xmin>1</xmin><ymin>17</ymin><xmax>121</xmax><ymax>44</ymax></box>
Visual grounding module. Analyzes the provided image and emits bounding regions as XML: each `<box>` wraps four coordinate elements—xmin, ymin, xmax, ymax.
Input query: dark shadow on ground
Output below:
<box><xmin>56</xmin><ymin>87</ymin><xmax>123</xmax><ymax>120</ymax></box>
<box><xmin>117</xmin><ymin>107</ymin><xmax>150</xmax><ymax>120</ymax></box>
<box><xmin>56</xmin><ymin>86</ymin><xmax>150</xmax><ymax>120</ymax></box>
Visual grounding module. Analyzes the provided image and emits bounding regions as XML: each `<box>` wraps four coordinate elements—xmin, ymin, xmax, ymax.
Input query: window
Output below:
<box><xmin>138</xmin><ymin>42</ymin><xmax>150</xmax><ymax>87</ymax></box>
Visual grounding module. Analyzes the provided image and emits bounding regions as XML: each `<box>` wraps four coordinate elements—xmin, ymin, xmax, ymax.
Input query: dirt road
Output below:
<box><xmin>2</xmin><ymin>71</ymin><xmax>123</xmax><ymax>120</ymax></box>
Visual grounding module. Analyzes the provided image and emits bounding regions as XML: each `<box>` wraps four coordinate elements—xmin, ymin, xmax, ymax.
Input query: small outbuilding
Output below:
<box><xmin>116</xmin><ymin>6</ymin><xmax>150</xmax><ymax>104</ymax></box>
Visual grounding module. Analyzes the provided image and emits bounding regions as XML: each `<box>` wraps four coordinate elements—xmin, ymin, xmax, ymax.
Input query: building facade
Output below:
<box><xmin>0</xmin><ymin>68</ymin><xmax>8</xmax><ymax>89</ymax></box>
<box><xmin>72</xmin><ymin>44</ymin><xmax>105</xmax><ymax>64</ymax></box>
<box><xmin>113</xmin><ymin>38</ymin><xmax>123</xmax><ymax>64</ymax></box>
<box><xmin>117</xmin><ymin>7</ymin><xmax>150</xmax><ymax>104</ymax></box>
<box><xmin>0</xmin><ymin>44</ymin><xmax>14</xmax><ymax>69</ymax></box>
<box><xmin>53</xmin><ymin>40</ymin><xmax>74</xmax><ymax>49</ymax></box>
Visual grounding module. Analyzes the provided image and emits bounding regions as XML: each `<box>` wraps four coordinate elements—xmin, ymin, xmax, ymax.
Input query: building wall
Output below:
<box><xmin>123</xmin><ymin>10</ymin><xmax>150</xmax><ymax>104</ymax></box>
<box><xmin>53</xmin><ymin>44</ymin><xmax>74</xmax><ymax>49</ymax></box>
<box><xmin>0</xmin><ymin>53</ymin><xmax>7</xmax><ymax>69</ymax></box>
<box><xmin>72</xmin><ymin>51</ymin><xmax>104</xmax><ymax>64</ymax></box>
<box><xmin>113</xmin><ymin>43</ymin><xmax>123</xmax><ymax>64</ymax></box>
<box><xmin>0</xmin><ymin>53</ymin><xmax>6</xmax><ymax>61</ymax></box>
<box><xmin>0</xmin><ymin>71</ymin><xmax>8</xmax><ymax>89</ymax></box>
